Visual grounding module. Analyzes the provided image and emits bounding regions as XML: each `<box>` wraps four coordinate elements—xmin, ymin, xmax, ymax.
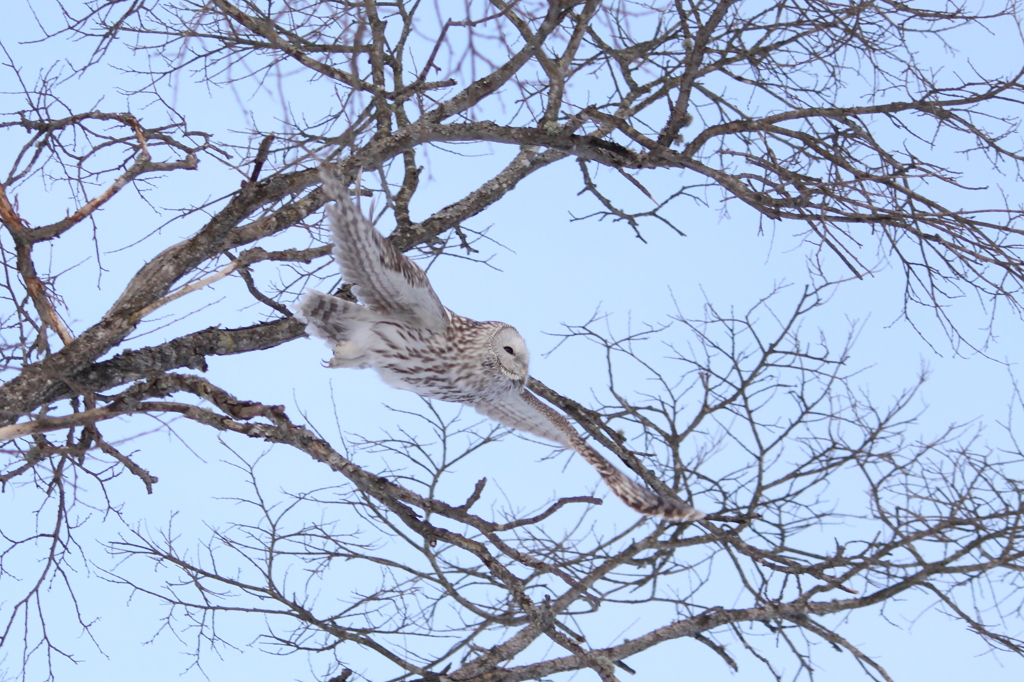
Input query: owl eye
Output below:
<box><xmin>503</xmin><ymin>346</ymin><xmax>514</xmax><ymax>355</ymax></box>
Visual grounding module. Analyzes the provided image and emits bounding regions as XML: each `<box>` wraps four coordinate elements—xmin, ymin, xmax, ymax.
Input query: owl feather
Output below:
<box><xmin>295</xmin><ymin>166</ymin><xmax>705</xmax><ymax>522</ymax></box>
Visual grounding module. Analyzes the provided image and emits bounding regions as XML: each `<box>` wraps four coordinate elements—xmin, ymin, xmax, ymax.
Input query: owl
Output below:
<box><xmin>295</xmin><ymin>169</ymin><xmax>704</xmax><ymax>522</ymax></box>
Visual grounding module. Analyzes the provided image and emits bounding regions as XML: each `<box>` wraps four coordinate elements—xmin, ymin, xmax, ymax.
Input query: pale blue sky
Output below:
<box><xmin>1</xmin><ymin>2</ymin><xmax>1022</xmax><ymax>681</ymax></box>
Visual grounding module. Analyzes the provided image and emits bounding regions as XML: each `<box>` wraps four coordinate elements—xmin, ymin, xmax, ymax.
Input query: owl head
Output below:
<box><xmin>490</xmin><ymin>325</ymin><xmax>530</xmax><ymax>384</ymax></box>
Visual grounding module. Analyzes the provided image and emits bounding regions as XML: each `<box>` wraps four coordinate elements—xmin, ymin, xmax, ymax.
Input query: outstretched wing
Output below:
<box><xmin>476</xmin><ymin>390</ymin><xmax>706</xmax><ymax>522</ymax></box>
<box><xmin>475</xmin><ymin>389</ymin><xmax>575</xmax><ymax>449</ymax></box>
<box><xmin>320</xmin><ymin>168</ymin><xmax>449</xmax><ymax>333</ymax></box>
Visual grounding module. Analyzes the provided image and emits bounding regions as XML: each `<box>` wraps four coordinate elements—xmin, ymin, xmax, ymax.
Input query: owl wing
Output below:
<box><xmin>476</xmin><ymin>390</ymin><xmax>706</xmax><ymax>522</ymax></box>
<box><xmin>320</xmin><ymin>169</ymin><xmax>449</xmax><ymax>334</ymax></box>
<box><xmin>475</xmin><ymin>389</ymin><xmax>575</xmax><ymax>449</ymax></box>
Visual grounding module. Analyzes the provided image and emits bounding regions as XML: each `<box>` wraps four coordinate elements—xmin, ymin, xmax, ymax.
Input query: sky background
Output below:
<box><xmin>1</xmin><ymin>1</ymin><xmax>1023</xmax><ymax>681</ymax></box>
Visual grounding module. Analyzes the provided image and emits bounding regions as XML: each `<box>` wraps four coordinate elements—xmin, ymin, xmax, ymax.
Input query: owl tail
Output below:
<box><xmin>295</xmin><ymin>289</ymin><xmax>380</xmax><ymax>368</ymax></box>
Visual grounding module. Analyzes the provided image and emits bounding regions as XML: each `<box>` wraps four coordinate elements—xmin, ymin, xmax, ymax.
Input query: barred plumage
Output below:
<box><xmin>295</xmin><ymin>167</ymin><xmax>704</xmax><ymax>522</ymax></box>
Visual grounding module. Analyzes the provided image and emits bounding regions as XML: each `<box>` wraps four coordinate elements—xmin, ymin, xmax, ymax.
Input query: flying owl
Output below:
<box><xmin>295</xmin><ymin>169</ymin><xmax>704</xmax><ymax>522</ymax></box>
